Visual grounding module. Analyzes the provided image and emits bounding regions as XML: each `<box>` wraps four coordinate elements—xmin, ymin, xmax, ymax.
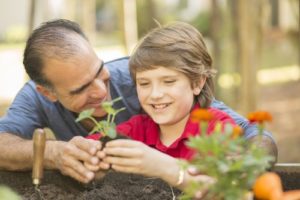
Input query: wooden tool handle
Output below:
<box><xmin>32</xmin><ymin>129</ymin><xmax>46</xmax><ymax>185</ymax></box>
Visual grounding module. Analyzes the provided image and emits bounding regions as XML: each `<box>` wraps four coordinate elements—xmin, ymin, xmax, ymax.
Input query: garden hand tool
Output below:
<box><xmin>32</xmin><ymin>129</ymin><xmax>46</xmax><ymax>199</ymax></box>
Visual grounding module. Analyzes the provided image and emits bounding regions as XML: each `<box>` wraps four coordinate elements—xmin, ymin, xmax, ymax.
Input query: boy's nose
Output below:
<box><xmin>150</xmin><ymin>86</ymin><xmax>164</xmax><ymax>99</ymax></box>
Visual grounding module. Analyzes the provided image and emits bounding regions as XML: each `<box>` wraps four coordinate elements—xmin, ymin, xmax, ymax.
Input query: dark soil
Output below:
<box><xmin>1</xmin><ymin>168</ymin><xmax>299</xmax><ymax>199</ymax></box>
<box><xmin>0</xmin><ymin>170</ymin><xmax>181</xmax><ymax>200</ymax></box>
<box><xmin>277</xmin><ymin>171</ymin><xmax>300</xmax><ymax>191</ymax></box>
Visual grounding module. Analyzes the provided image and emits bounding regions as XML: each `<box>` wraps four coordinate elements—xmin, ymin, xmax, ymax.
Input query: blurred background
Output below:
<box><xmin>0</xmin><ymin>0</ymin><xmax>299</xmax><ymax>162</ymax></box>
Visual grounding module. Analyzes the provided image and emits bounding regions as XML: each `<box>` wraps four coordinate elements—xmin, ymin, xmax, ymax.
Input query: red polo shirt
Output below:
<box><xmin>87</xmin><ymin>105</ymin><xmax>235</xmax><ymax>160</ymax></box>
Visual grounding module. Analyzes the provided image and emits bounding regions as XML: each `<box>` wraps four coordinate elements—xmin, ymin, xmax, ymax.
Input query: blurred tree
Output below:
<box><xmin>63</xmin><ymin>0</ymin><xmax>96</xmax><ymax>42</ymax></box>
<box><xmin>28</xmin><ymin>0</ymin><xmax>36</xmax><ymax>35</ymax></box>
<box><xmin>228</xmin><ymin>0</ymin><xmax>240</xmax><ymax>105</ymax></box>
<box><xmin>210</xmin><ymin>0</ymin><xmax>222</xmax><ymax>98</ymax></box>
<box><xmin>81</xmin><ymin>0</ymin><xmax>97</xmax><ymax>42</ymax></box>
<box><xmin>191</xmin><ymin>10</ymin><xmax>210</xmax><ymax>37</ymax></box>
<box><xmin>136</xmin><ymin>0</ymin><xmax>160</xmax><ymax>37</ymax></box>
<box><xmin>270</xmin><ymin>0</ymin><xmax>279</xmax><ymax>27</ymax></box>
<box><xmin>116</xmin><ymin>0</ymin><xmax>138</xmax><ymax>54</ymax></box>
<box><xmin>237</xmin><ymin>0</ymin><xmax>265</xmax><ymax>114</ymax></box>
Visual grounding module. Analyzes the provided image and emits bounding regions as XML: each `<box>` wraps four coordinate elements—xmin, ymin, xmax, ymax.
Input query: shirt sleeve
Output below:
<box><xmin>0</xmin><ymin>82</ymin><xmax>46</xmax><ymax>139</ymax></box>
<box><xmin>211</xmin><ymin>99</ymin><xmax>274</xmax><ymax>140</ymax></box>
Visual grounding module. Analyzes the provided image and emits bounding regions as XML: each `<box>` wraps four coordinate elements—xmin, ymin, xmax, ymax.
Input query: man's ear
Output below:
<box><xmin>36</xmin><ymin>84</ymin><xmax>58</xmax><ymax>102</ymax></box>
<box><xmin>193</xmin><ymin>77</ymin><xmax>206</xmax><ymax>95</ymax></box>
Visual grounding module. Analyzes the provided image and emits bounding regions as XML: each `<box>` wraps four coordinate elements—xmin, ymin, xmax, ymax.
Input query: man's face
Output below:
<box><xmin>38</xmin><ymin>37</ymin><xmax>111</xmax><ymax>117</ymax></box>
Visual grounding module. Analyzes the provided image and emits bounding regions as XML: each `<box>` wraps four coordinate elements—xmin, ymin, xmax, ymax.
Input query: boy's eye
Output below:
<box><xmin>164</xmin><ymin>80</ymin><xmax>176</xmax><ymax>84</ymax></box>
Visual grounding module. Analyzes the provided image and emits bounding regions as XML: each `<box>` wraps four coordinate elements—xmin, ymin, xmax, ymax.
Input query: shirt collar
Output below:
<box><xmin>144</xmin><ymin>103</ymin><xmax>201</xmax><ymax>147</ymax></box>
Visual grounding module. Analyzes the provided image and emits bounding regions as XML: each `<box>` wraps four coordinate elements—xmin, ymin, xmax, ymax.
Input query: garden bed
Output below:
<box><xmin>0</xmin><ymin>170</ymin><xmax>181</xmax><ymax>200</ymax></box>
<box><xmin>274</xmin><ymin>163</ymin><xmax>300</xmax><ymax>191</ymax></box>
<box><xmin>0</xmin><ymin>163</ymin><xmax>299</xmax><ymax>200</ymax></box>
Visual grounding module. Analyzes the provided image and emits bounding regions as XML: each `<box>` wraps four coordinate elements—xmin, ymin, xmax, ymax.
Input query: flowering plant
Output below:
<box><xmin>75</xmin><ymin>97</ymin><xmax>125</xmax><ymax>139</ymax></box>
<box><xmin>181</xmin><ymin>109</ymin><xmax>274</xmax><ymax>200</ymax></box>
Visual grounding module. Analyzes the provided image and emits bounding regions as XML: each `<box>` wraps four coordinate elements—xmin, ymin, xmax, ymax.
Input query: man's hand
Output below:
<box><xmin>44</xmin><ymin>136</ymin><xmax>102</xmax><ymax>183</ymax></box>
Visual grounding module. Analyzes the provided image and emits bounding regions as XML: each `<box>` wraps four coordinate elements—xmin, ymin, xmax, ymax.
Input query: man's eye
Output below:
<box><xmin>138</xmin><ymin>82</ymin><xmax>149</xmax><ymax>86</ymax></box>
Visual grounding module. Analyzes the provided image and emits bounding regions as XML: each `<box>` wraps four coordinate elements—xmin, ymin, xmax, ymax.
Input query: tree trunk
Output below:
<box><xmin>228</xmin><ymin>0</ymin><xmax>240</xmax><ymax>106</ymax></box>
<box><xmin>82</xmin><ymin>0</ymin><xmax>96</xmax><ymax>42</ymax></box>
<box><xmin>210</xmin><ymin>0</ymin><xmax>222</xmax><ymax>98</ymax></box>
<box><xmin>28</xmin><ymin>0</ymin><xmax>36</xmax><ymax>35</ymax></box>
<box><xmin>117</xmin><ymin>0</ymin><xmax>138</xmax><ymax>55</ymax></box>
<box><xmin>122</xmin><ymin>0</ymin><xmax>138</xmax><ymax>54</ymax></box>
<box><xmin>237</xmin><ymin>0</ymin><xmax>264</xmax><ymax>114</ymax></box>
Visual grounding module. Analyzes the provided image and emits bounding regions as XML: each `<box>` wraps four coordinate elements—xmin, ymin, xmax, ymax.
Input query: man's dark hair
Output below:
<box><xmin>23</xmin><ymin>19</ymin><xmax>88</xmax><ymax>87</ymax></box>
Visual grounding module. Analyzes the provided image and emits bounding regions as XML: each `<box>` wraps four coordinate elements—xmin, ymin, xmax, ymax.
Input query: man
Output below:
<box><xmin>0</xmin><ymin>19</ymin><xmax>277</xmax><ymax>183</ymax></box>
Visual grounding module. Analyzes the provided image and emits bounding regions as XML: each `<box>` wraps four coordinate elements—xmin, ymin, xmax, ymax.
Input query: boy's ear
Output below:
<box><xmin>193</xmin><ymin>77</ymin><xmax>206</xmax><ymax>95</ymax></box>
<box><xmin>36</xmin><ymin>84</ymin><xmax>58</xmax><ymax>102</ymax></box>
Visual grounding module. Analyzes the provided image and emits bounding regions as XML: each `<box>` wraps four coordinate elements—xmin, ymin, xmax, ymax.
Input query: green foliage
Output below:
<box><xmin>76</xmin><ymin>97</ymin><xmax>125</xmax><ymax>139</ymax></box>
<box><xmin>0</xmin><ymin>185</ymin><xmax>21</xmax><ymax>200</ymax></box>
<box><xmin>180</xmin><ymin>123</ymin><xmax>273</xmax><ymax>200</ymax></box>
<box><xmin>191</xmin><ymin>11</ymin><xmax>211</xmax><ymax>37</ymax></box>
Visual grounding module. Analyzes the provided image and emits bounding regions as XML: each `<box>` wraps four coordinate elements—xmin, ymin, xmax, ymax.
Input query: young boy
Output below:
<box><xmin>87</xmin><ymin>22</ymin><xmax>235</xmax><ymax>192</ymax></box>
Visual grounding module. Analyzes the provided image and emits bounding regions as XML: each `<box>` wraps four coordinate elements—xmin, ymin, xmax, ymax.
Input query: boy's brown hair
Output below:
<box><xmin>129</xmin><ymin>22</ymin><xmax>217</xmax><ymax>108</ymax></box>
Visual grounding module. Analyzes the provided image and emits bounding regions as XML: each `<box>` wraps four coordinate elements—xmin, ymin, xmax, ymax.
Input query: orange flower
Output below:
<box><xmin>253</xmin><ymin>172</ymin><xmax>283</xmax><ymax>200</ymax></box>
<box><xmin>231</xmin><ymin>125</ymin><xmax>243</xmax><ymax>139</ymax></box>
<box><xmin>247</xmin><ymin>111</ymin><xmax>272</xmax><ymax>124</ymax></box>
<box><xmin>190</xmin><ymin>109</ymin><xmax>213</xmax><ymax>123</ymax></box>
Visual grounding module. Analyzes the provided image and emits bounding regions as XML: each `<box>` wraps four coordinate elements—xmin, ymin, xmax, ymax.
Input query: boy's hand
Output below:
<box><xmin>100</xmin><ymin>139</ymin><xmax>174</xmax><ymax>178</ymax></box>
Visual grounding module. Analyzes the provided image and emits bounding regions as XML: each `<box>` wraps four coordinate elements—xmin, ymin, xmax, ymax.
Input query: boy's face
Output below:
<box><xmin>136</xmin><ymin>66</ymin><xmax>202</xmax><ymax>126</ymax></box>
<box><xmin>37</xmin><ymin>36</ymin><xmax>111</xmax><ymax>117</ymax></box>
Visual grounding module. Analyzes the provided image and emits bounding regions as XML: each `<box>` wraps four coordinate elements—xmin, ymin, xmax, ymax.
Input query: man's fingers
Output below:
<box><xmin>70</xmin><ymin>136</ymin><xmax>101</xmax><ymax>155</ymax></box>
<box><xmin>96</xmin><ymin>150</ymin><xmax>106</xmax><ymax>159</ymax></box>
<box><xmin>62</xmin><ymin>165</ymin><xmax>94</xmax><ymax>184</ymax></box>
<box><xmin>63</xmin><ymin>156</ymin><xmax>95</xmax><ymax>180</ymax></box>
<box><xmin>98</xmin><ymin>161</ymin><xmax>110</xmax><ymax>170</ymax></box>
<box><xmin>84</xmin><ymin>161</ymin><xmax>100</xmax><ymax>172</ymax></box>
<box><xmin>64</xmin><ymin>141</ymin><xmax>99</xmax><ymax>165</ymax></box>
<box><xmin>47</xmin><ymin>139</ymin><xmax>99</xmax><ymax>183</ymax></box>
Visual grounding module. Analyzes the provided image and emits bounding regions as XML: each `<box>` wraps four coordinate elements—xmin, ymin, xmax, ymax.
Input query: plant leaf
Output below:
<box><xmin>75</xmin><ymin>108</ymin><xmax>95</xmax><ymax>122</ymax></box>
<box><xmin>101</xmin><ymin>101</ymin><xmax>116</xmax><ymax>114</ymax></box>
<box><xmin>106</xmin><ymin>126</ymin><xmax>117</xmax><ymax>139</ymax></box>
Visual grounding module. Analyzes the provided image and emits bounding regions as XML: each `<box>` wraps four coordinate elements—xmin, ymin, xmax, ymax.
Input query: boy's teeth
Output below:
<box><xmin>153</xmin><ymin>104</ymin><xmax>168</xmax><ymax>109</ymax></box>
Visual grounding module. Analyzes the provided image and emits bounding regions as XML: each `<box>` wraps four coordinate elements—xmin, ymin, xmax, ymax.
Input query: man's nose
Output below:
<box><xmin>89</xmin><ymin>79</ymin><xmax>107</xmax><ymax>98</ymax></box>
